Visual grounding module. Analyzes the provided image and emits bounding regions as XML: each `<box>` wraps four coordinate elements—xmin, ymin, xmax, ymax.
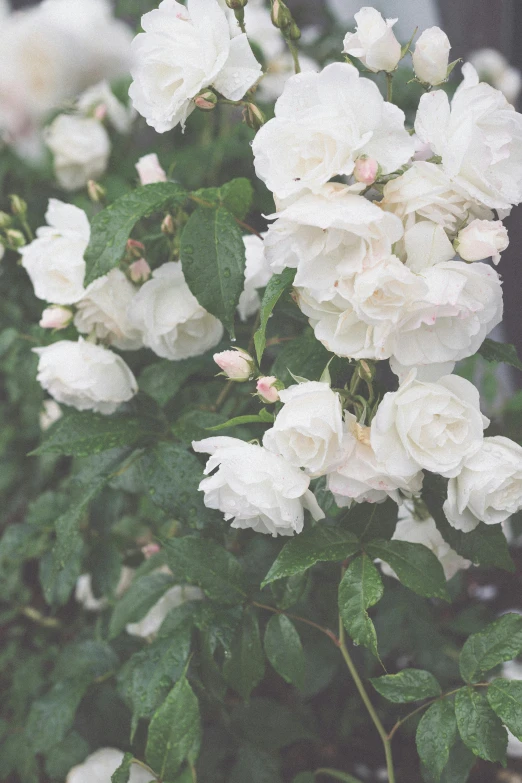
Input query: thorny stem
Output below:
<box><xmin>386</xmin><ymin>72</ymin><xmax>394</xmax><ymax>102</ymax></box>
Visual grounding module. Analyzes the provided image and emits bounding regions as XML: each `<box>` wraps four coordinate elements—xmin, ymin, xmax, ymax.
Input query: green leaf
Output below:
<box><xmin>223</xmin><ymin>608</ymin><xmax>265</xmax><ymax>700</ymax></box>
<box><xmin>206</xmin><ymin>410</ymin><xmax>274</xmax><ymax>430</ymax></box>
<box><xmin>254</xmin><ymin>269</ymin><xmax>296</xmax><ymax>363</ymax></box>
<box><xmin>109</xmin><ymin>571</ymin><xmax>174</xmax><ymax>639</ymax></box>
<box><xmin>145</xmin><ymin>675</ymin><xmax>201</xmax><ymax>781</ymax></box>
<box><xmin>366</xmin><ymin>539</ymin><xmax>450</xmax><ymax>602</ymax></box>
<box><xmin>437</xmin><ymin>739</ymin><xmax>475</xmax><ymax>783</ymax></box>
<box><xmin>180</xmin><ymin>205</ymin><xmax>246</xmax><ymax>337</ymax></box>
<box><xmin>314</xmin><ymin>772</ymin><xmax>363</xmax><ymax>783</ymax></box>
<box><xmin>338</xmin><ymin>555</ymin><xmax>383</xmax><ymax>657</ymax></box>
<box><xmin>416</xmin><ymin>700</ymin><xmax>458</xmax><ymax>782</ymax></box>
<box><xmin>342</xmin><ymin>499</ymin><xmax>398</xmax><ymax>543</ymax></box>
<box><xmin>44</xmin><ymin>732</ymin><xmax>90</xmax><ymax>780</ymax></box>
<box><xmin>488</xmin><ymin>679</ymin><xmax>522</xmax><ymax>740</ymax></box>
<box><xmin>272</xmin><ymin>328</ymin><xmax>331</xmax><ymax>386</ymax></box>
<box><xmin>230</xmin><ymin>745</ymin><xmax>282</xmax><ymax>783</ymax></box>
<box><xmin>264</xmin><ymin>615</ymin><xmax>305</xmax><ymax>689</ymax></box>
<box><xmin>32</xmin><ymin>411</ymin><xmax>147</xmax><ymax>457</ymax></box>
<box><xmin>459</xmin><ymin>613</ymin><xmax>522</xmax><ymax>683</ymax></box>
<box><xmin>455</xmin><ymin>686</ymin><xmax>507</xmax><ymax>764</ymax></box>
<box><xmin>293</xmin><ymin>774</ymin><xmax>315</xmax><ymax>783</ymax></box>
<box><xmin>111</xmin><ymin>752</ymin><xmax>134</xmax><ymax>783</ymax></box>
<box><xmin>164</xmin><ymin>536</ymin><xmax>248</xmax><ymax>605</ymax></box>
<box><xmin>140</xmin><ymin>441</ymin><xmax>213</xmax><ymax>528</ymax></box>
<box><xmin>371</xmin><ymin>669</ymin><xmax>441</xmax><ymax>703</ymax></box>
<box><xmin>478</xmin><ymin>339</ymin><xmax>522</xmax><ymax>371</ymax></box>
<box><xmin>262</xmin><ymin>526</ymin><xmax>360</xmax><ymax>586</ymax></box>
<box><xmin>139</xmin><ymin>357</ymin><xmax>208</xmax><ymax>408</ymax></box>
<box><xmin>26</xmin><ymin>680</ymin><xmax>89</xmax><ymax>754</ymax></box>
<box><xmin>84</xmin><ymin>182</ymin><xmax>187</xmax><ymax>284</ymax></box>
<box><xmin>220</xmin><ymin>178</ymin><xmax>254</xmax><ymax>220</ymax></box>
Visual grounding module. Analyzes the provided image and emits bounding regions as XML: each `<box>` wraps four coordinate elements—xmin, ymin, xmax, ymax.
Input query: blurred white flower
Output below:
<box><xmin>135</xmin><ymin>153</ymin><xmax>167</xmax><ymax>185</ymax></box>
<box><xmin>237</xmin><ymin>234</ymin><xmax>271</xmax><ymax>322</ymax></box>
<box><xmin>75</xmin><ymin>567</ymin><xmax>135</xmax><ymax>612</ymax></box>
<box><xmin>45</xmin><ymin>114</ymin><xmax>111</xmax><ymax>191</ymax></box>
<box><xmin>343</xmin><ymin>7</ymin><xmax>401</xmax><ymax>73</ymax></box>
<box><xmin>257</xmin><ymin>52</ymin><xmax>318</xmax><ymax>103</ymax></box>
<box><xmin>469</xmin><ymin>48</ymin><xmax>522</xmax><ymax>105</ymax></box>
<box><xmin>126</xmin><ymin>584</ymin><xmax>204</xmax><ymax>637</ymax></box>
<box><xmin>77</xmin><ymin>80</ymin><xmax>135</xmax><ymax>134</ymax></box>
<box><xmin>66</xmin><ymin>748</ymin><xmax>151</xmax><ymax>783</ymax></box>
<box><xmin>39</xmin><ymin>399</ymin><xmax>62</xmax><ymax>431</ymax></box>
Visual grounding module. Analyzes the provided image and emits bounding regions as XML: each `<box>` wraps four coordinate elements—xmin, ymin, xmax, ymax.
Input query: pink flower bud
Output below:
<box><xmin>126</xmin><ymin>238</ymin><xmax>146</xmax><ymax>258</ymax></box>
<box><xmin>256</xmin><ymin>376</ymin><xmax>280</xmax><ymax>404</ymax></box>
<box><xmin>353</xmin><ymin>156</ymin><xmax>379</xmax><ymax>186</ymax></box>
<box><xmin>142</xmin><ymin>543</ymin><xmax>161</xmax><ymax>559</ymax></box>
<box><xmin>94</xmin><ymin>103</ymin><xmax>108</xmax><ymax>122</ymax></box>
<box><xmin>129</xmin><ymin>258</ymin><xmax>151</xmax><ymax>283</ymax></box>
<box><xmin>194</xmin><ymin>91</ymin><xmax>218</xmax><ymax>111</ymax></box>
<box><xmin>136</xmin><ymin>153</ymin><xmax>167</xmax><ymax>185</ymax></box>
<box><xmin>39</xmin><ymin>305</ymin><xmax>72</xmax><ymax>330</ymax></box>
<box><xmin>213</xmin><ymin>348</ymin><xmax>254</xmax><ymax>381</ymax></box>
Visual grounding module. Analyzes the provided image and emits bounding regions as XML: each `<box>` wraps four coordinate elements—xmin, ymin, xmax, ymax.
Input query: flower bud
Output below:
<box><xmin>136</xmin><ymin>153</ymin><xmax>167</xmax><ymax>185</ymax></box>
<box><xmin>126</xmin><ymin>238</ymin><xmax>146</xmax><ymax>259</ymax></box>
<box><xmin>412</xmin><ymin>27</ymin><xmax>451</xmax><ymax>86</ymax></box>
<box><xmin>226</xmin><ymin>0</ymin><xmax>248</xmax><ymax>7</ymax></box>
<box><xmin>256</xmin><ymin>376</ymin><xmax>280</xmax><ymax>404</ymax></box>
<box><xmin>161</xmin><ymin>214</ymin><xmax>176</xmax><ymax>236</ymax></box>
<box><xmin>455</xmin><ymin>219</ymin><xmax>509</xmax><ymax>265</ymax></box>
<box><xmin>142</xmin><ymin>542</ymin><xmax>161</xmax><ymax>558</ymax></box>
<box><xmin>271</xmin><ymin>0</ymin><xmax>293</xmax><ymax>30</ymax></box>
<box><xmin>39</xmin><ymin>305</ymin><xmax>73</xmax><ymax>330</ymax></box>
<box><xmin>343</xmin><ymin>7</ymin><xmax>401</xmax><ymax>73</ymax></box>
<box><xmin>129</xmin><ymin>257</ymin><xmax>152</xmax><ymax>283</ymax></box>
<box><xmin>87</xmin><ymin>179</ymin><xmax>106</xmax><ymax>203</ymax></box>
<box><xmin>214</xmin><ymin>348</ymin><xmax>254</xmax><ymax>381</ymax></box>
<box><xmin>0</xmin><ymin>211</ymin><xmax>12</xmax><ymax>229</ymax></box>
<box><xmin>6</xmin><ymin>229</ymin><xmax>25</xmax><ymax>248</ymax></box>
<box><xmin>194</xmin><ymin>90</ymin><xmax>218</xmax><ymax>111</ymax></box>
<box><xmin>287</xmin><ymin>21</ymin><xmax>301</xmax><ymax>41</ymax></box>
<box><xmin>357</xmin><ymin>359</ymin><xmax>376</xmax><ymax>384</ymax></box>
<box><xmin>353</xmin><ymin>156</ymin><xmax>379</xmax><ymax>186</ymax></box>
<box><xmin>40</xmin><ymin>399</ymin><xmax>62</xmax><ymax>431</ymax></box>
<box><xmin>243</xmin><ymin>103</ymin><xmax>265</xmax><ymax>131</ymax></box>
<box><xmin>9</xmin><ymin>194</ymin><xmax>27</xmax><ymax>216</ymax></box>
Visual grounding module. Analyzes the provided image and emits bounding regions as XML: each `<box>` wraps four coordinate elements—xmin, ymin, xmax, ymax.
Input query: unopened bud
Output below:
<box><xmin>9</xmin><ymin>194</ymin><xmax>27</xmax><ymax>216</ymax></box>
<box><xmin>0</xmin><ymin>211</ymin><xmax>12</xmax><ymax>229</ymax></box>
<box><xmin>226</xmin><ymin>0</ymin><xmax>248</xmax><ymax>7</ymax></box>
<box><xmin>214</xmin><ymin>348</ymin><xmax>255</xmax><ymax>381</ymax></box>
<box><xmin>6</xmin><ymin>229</ymin><xmax>25</xmax><ymax>248</ymax></box>
<box><xmin>287</xmin><ymin>21</ymin><xmax>301</xmax><ymax>40</ymax></box>
<box><xmin>271</xmin><ymin>0</ymin><xmax>293</xmax><ymax>29</ymax></box>
<box><xmin>129</xmin><ymin>258</ymin><xmax>151</xmax><ymax>283</ymax></box>
<box><xmin>94</xmin><ymin>103</ymin><xmax>108</xmax><ymax>122</ymax></box>
<box><xmin>256</xmin><ymin>376</ymin><xmax>281</xmax><ymax>404</ymax></box>
<box><xmin>354</xmin><ymin>156</ymin><xmax>379</xmax><ymax>186</ymax></box>
<box><xmin>358</xmin><ymin>359</ymin><xmax>376</xmax><ymax>383</ymax></box>
<box><xmin>87</xmin><ymin>180</ymin><xmax>106</xmax><ymax>203</ymax></box>
<box><xmin>136</xmin><ymin>153</ymin><xmax>167</xmax><ymax>186</ymax></box>
<box><xmin>243</xmin><ymin>103</ymin><xmax>265</xmax><ymax>131</ymax></box>
<box><xmin>39</xmin><ymin>305</ymin><xmax>73</xmax><ymax>330</ymax></box>
<box><xmin>126</xmin><ymin>238</ymin><xmax>146</xmax><ymax>259</ymax></box>
<box><xmin>161</xmin><ymin>214</ymin><xmax>175</xmax><ymax>236</ymax></box>
<box><xmin>194</xmin><ymin>90</ymin><xmax>218</xmax><ymax>111</ymax></box>
<box><xmin>142</xmin><ymin>543</ymin><xmax>161</xmax><ymax>559</ymax></box>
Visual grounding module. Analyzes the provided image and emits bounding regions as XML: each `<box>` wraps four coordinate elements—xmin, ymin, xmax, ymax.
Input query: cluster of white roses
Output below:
<box><xmin>191</xmin><ymin>6</ymin><xmax>522</xmax><ymax>574</ymax></box>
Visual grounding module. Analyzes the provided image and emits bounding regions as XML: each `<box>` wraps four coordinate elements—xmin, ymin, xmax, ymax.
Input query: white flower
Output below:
<box><xmin>45</xmin><ymin>114</ymin><xmax>111</xmax><ymax>191</ymax></box>
<box><xmin>371</xmin><ymin>372</ymin><xmax>488</xmax><ymax>478</ymax></box>
<box><xmin>213</xmin><ymin>348</ymin><xmax>253</xmax><ymax>381</ymax></box>
<box><xmin>129</xmin><ymin>262</ymin><xmax>223</xmax><ymax>360</ymax></box>
<box><xmin>328</xmin><ymin>412</ymin><xmax>423</xmax><ymax>506</ymax></box>
<box><xmin>402</xmin><ymin>220</ymin><xmax>455</xmax><ymax>272</ymax></box>
<box><xmin>20</xmin><ymin>199</ymin><xmax>89</xmax><ymax>305</ymax></box>
<box><xmin>412</xmin><ymin>27</ymin><xmax>451</xmax><ymax>86</ymax></box>
<box><xmin>39</xmin><ymin>305</ymin><xmax>72</xmax><ymax>330</ymax></box>
<box><xmin>264</xmin><ymin>184</ymin><xmax>404</xmax><ymax>302</ymax></box>
<box><xmin>129</xmin><ymin>0</ymin><xmax>261</xmax><ymax>133</ymax></box>
<box><xmin>252</xmin><ymin>63</ymin><xmax>414</xmax><ymax>199</ymax></box>
<box><xmin>193</xmin><ymin>436</ymin><xmax>325</xmax><ymax>536</ymax></box>
<box><xmin>263</xmin><ymin>382</ymin><xmax>344</xmax><ymax>477</ymax></box>
<box><xmin>135</xmin><ymin>153</ymin><xmax>167</xmax><ymax>185</ymax></box>
<box><xmin>74</xmin><ymin>269</ymin><xmax>143</xmax><ymax>351</ymax></box>
<box><xmin>34</xmin><ymin>339</ymin><xmax>138</xmax><ymax>414</ymax></box>
<box><xmin>392</xmin><ymin>260</ymin><xmax>503</xmax><ymax>373</ymax></box>
<box><xmin>380</xmin><ymin>505</ymin><xmax>471</xmax><ymax>581</ymax></box>
<box><xmin>75</xmin><ymin>567</ymin><xmax>134</xmax><ymax>612</ymax></box>
<box><xmin>39</xmin><ymin>399</ymin><xmax>62</xmax><ymax>431</ymax></box>
<box><xmin>237</xmin><ymin>234</ymin><xmax>271</xmax><ymax>322</ymax></box>
<box><xmin>469</xmin><ymin>48</ymin><xmax>522</xmax><ymax>105</ymax></box>
<box><xmin>243</xmin><ymin>0</ymin><xmax>284</xmax><ymax>62</ymax></box>
<box><xmin>415</xmin><ymin>63</ymin><xmax>522</xmax><ymax>210</ymax></box>
<box><xmin>77</xmin><ymin>80</ymin><xmax>135</xmax><ymax>134</ymax></box>
<box><xmin>66</xmin><ymin>748</ymin><xmax>151</xmax><ymax>783</ymax></box>
<box><xmin>126</xmin><ymin>584</ymin><xmax>204</xmax><ymax>637</ymax></box>
<box><xmin>444</xmin><ymin>436</ymin><xmax>522</xmax><ymax>532</ymax></box>
<box><xmin>456</xmin><ymin>219</ymin><xmax>509</xmax><ymax>264</ymax></box>
<box><xmin>343</xmin><ymin>7</ymin><xmax>401</xmax><ymax>73</ymax></box>
<box><xmin>256</xmin><ymin>376</ymin><xmax>280</xmax><ymax>404</ymax></box>
<box><xmin>257</xmin><ymin>52</ymin><xmax>318</xmax><ymax>104</ymax></box>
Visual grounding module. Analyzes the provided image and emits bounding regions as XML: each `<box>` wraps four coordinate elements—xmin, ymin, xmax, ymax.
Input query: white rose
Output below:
<box><xmin>66</xmin><ymin>748</ymin><xmax>151</xmax><ymax>783</ymax></box>
<box><xmin>193</xmin><ymin>436</ymin><xmax>325</xmax><ymax>536</ymax></box>
<box><xmin>39</xmin><ymin>399</ymin><xmax>62</xmax><ymax>431</ymax></box>
<box><xmin>402</xmin><ymin>220</ymin><xmax>455</xmax><ymax>272</ymax></box>
<box><xmin>263</xmin><ymin>381</ymin><xmax>344</xmax><ymax>477</ymax></box>
<box><xmin>456</xmin><ymin>219</ymin><xmax>509</xmax><ymax>264</ymax></box>
<box><xmin>380</xmin><ymin>505</ymin><xmax>471</xmax><ymax>581</ymax></box>
<box><xmin>257</xmin><ymin>52</ymin><xmax>318</xmax><ymax>104</ymax></box>
<box><xmin>45</xmin><ymin>114</ymin><xmax>110</xmax><ymax>191</ymax></box>
<box><xmin>412</xmin><ymin>27</ymin><xmax>451</xmax><ymax>86</ymax></box>
<box><xmin>328</xmin><ymin>412</ymin><xmax>423</xmax><ymax>506</ymax></box>
<box><xmin>237</xmin><ymin>234</ymin><xmax>271</xmax><ymax>322</ymax></box>
<box><xmin>214</xmin><ymin>348</ymin><xmax>254</xmax><ymax>381</ymax></box>
<box><xmin>75</xmin><ymin>567</ymin><xmax>134</xmax><ymax>613</ymax></box>
<box><xmin>135</xmin><ymin>153</ymin><xmax>167</xmax><ymax>185</ymax></box>
<box><xmin>252</xmin><ymin>63</ymin><xmax>414</xmax><ymax>200</ymax></box>
<box><xmin>77</xmin><ymin>80</ymin><xmax>135</xmax><ymax>134</ymax></box>
<box><xmin>74</xmin><ymin>269</ymin><xmax>144</xmax><ymax>351</ymax></box>
<box><xmin>129</xmin><ymin>262</ymin><xmax>223</xmax><ymax>360</ymax></box>
<box><xmin>129</xmin><ymin>0</ymin><xmax>261</xmax><ymax>133</ymax></box>
<box><xmin>444</xmin><ymin>436</ymin><xmax>522</xmax><ymax>532</ymax></box>
<box><xmin>381</xmin><ymin>162</ymin><xmax>493</xmax><ymax>238</ymax></box>
<box><xmin>392</xmin><ymin>260</ymin><xmax>503</xmax><ymax>373</ymax></box>
<box><xmin>34</xmin><ymin>339</ymin><xmax>138</xmax><ymax>414</ymax></box>
<box><xmin>343</xmin><ymin>7</ymin><xmax>401</xmax><ymax>73</ymax></box>
<box><xmin>469</xmin><ymin>48</ymin><xmax>522</xmax><ymax>105</ymax></box>
<box><xmin>415</xmin><ymin>63</ymin><xmax>522</xmax><ymax>210</ymax></box>
<box><xmin>371</xmin><ymin>372</ymin><xmax>488</xmax><ymax>478</ymax></box>
<box><xmin>126</xmin><ymin>584</ymin><xmax>204</xmax><ymax>637</ymax></box>
<box><xmin>19</xmin><ymin>199</ymin><xmax>89</xmax><ymax>304</ymax></box>
<box><xmin>264</xmin><ymin>184</ymin><xmax>404</xmax><ymax>302</ymax></box>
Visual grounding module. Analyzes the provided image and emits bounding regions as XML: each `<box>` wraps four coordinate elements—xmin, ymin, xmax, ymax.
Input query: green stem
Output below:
<box><xmin>287</xmin><ymin>40</ymin><xmax>301</xmax><ymax>73</ymax></box>
<box><xmin>386</xmin><ymin>72</ymin><xmax>394</xmax><ymax>102</ymax></box>
<box><xmin>338</xmin><ymin>613</ymin><xmax>395</xmax><ymax>783</ymax></box>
